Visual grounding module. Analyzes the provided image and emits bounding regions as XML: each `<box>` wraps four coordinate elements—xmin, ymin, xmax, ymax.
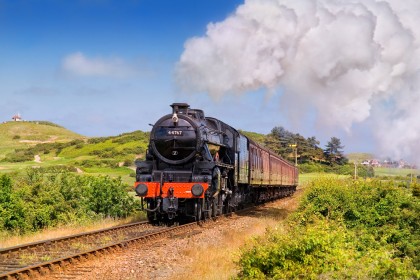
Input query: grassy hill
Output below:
<box><xmin>0</xmin><ymin>121</ymin><xmax>85</xmax><ymax>160</ymax></box>
<box><xmin>0</xmin><ymin>121</ymin><xmax>150</xmax><ymax>184</ymax></box>
<box><xmin>238</xmin><ymin>130</ymin><xmax>266</xmax><ymax>144</ymax></box>
<box><xmin>346</xmin><ymin>152</ymin><xmax>375</xmax><ymax>163</ymax></box>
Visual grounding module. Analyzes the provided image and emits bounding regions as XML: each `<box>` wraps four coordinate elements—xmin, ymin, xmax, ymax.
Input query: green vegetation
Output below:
<box><xmin>243</xmin><ymin>126</ymin><xmax>363</xmax><ymax>176</ymax></box>
<box><xmin>375</xmin><ymin>167</ymin><xmax>420</xmax><ymax>178</ymax></box>
<box><xmin>239</xmin><ymin>130</ymin><xmax>266</xmax><ymax>144</ymax></box>
<box><xmin>0</xmin><ymin>121</ymin><xmax>84</xmax><ymax>161</ymax></box>
<box><xmin>2</xmin><ymin>130</ymin><xmax>149</xmax><ymax>164</ymax></box>
<box><xmin>237</xmin><ymin>178</ymin><xmax>419</xmax><ymax>279</ymax></box>
<box><xmin>0</xmin><ymin>122</ymin><xmax>149</xmax><ymax>235</ymax></box>
<box><xmin>0</xmin><ymin>170</ymin><xmax>141</xmax><ymax>234</ymax></box>
<box><xmin>347</xmin><ymin>152</ymin><xmax>375</xmax><ymax>163</ymax></box>
<box><xmin>263</xmin><ymin>126</ymin><xmax>326</xmax><ymax>164</ymax></box>
<box><xmin>298</xmin><ymin>172</ymin><xmax>350</xmax><ymax>185</ymax></box>
<box><xmin>0</xmin><ymin>122</ymin><xmax>149</xmax><ymax>184</ymax></box>
<box><xmin>299</xmin><ymin>162</ymin><xmax>374</xmax><ymax>177</ymax></box>
<box><xmin>323</xmin><ymin>136</ymin><xmax>347</xmax><ymax>165</ymax></box>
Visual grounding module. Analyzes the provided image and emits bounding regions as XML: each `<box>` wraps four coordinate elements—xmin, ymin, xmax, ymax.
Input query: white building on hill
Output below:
<box><xmin>11</xmin><ymin>113</ymin><xmax>22</xmax><ymax>121</ymax></box>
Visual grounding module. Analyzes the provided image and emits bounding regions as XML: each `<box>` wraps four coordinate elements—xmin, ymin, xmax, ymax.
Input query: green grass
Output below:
<box><xmin>0</xmin><ymin>121</ymin><xmax>84</xmax><ymax>160</ymax></box>
<box><xmin>374</xmin><ymin>167</ymin><xmax>420</xmax><ymax>177</ymax></box>
<box><xmin>81</xmin><ymin>166</ymin><xmax>135</xmax><ymax>185</ymax></box>
<box><xmin>346</xmin><ymin>152</ymin><xmax>375</xmax><ymax>163</ymax></box>
<box><xmin>59</xmin><ymin>139</ymin><xmax>147</xmax><ymax>158</ymax></box>
<box><xmin>299</xmin><ymin>168</ymin><xmax>420</xmax><ymax>185</ymax></box>
<box><xmin>238</xmin><ymin>130</ymin><xmax>266</xmax><ymax>144</ymax></box>
<box><xmin>299</xmin><ymin>172</ymin><xmax>350</xmax><ymax>185</ymax></box>
<box><xmin>0</xmin><ymin>123</ymin><xmax>147</xmax><ymax>186</ymax></box>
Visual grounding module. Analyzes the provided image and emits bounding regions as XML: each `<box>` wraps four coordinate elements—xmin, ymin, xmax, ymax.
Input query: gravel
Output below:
<box><xmin>43</xmin><ymin>193</ymin><xmax>301</xmax><ymax>280</ymax></box>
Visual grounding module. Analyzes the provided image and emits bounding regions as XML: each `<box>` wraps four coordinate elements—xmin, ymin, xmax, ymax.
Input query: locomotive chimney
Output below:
<box><xmin>170</xmin><ymin>103</ymin><xmax>190</xmax><ymax>115</ymax></box>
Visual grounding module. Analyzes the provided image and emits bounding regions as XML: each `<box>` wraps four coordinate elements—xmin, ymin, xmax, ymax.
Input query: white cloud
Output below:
<box><xmin>15</xmin><ymin>86</ymin><xmax>60</xmax><ymax>96</ymax></box>
<box><xmin>61</xmin><ymin>52</ymin><xmax>140</xmax><ymax>78</ymax></box>
<box><xmin>176</xmin><ymin>0</ymin><xmax>420</xmax><ymax>162</ymax></box>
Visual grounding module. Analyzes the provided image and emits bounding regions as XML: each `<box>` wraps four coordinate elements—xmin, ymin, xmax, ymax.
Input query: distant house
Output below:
<box><xmin>360</xmin><ymin>159</ymin><xmax>381</xmax><ymax>167</ymax></box>
<box><xmin>371</xmin><ymin>159</ymin><xmax>381</xmax><ymax>167</ymax></box>
<box><xmin>11</xmin><ymin>113</ymin><xmax>22</xmax><ymax>121</ymax></box>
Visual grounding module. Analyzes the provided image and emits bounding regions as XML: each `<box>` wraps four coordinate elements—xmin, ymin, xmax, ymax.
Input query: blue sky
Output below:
<box><xmin>1</xmin><ymin>0</ymin><xmax>403</xmax><ymax>155</ymax></box>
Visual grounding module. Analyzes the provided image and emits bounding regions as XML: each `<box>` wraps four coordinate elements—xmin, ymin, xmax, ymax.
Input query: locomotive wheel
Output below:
<box><xmin>147</xmin><ymin>212</ymin><xmax>155</xmax><ymax>224</ymax></box>
<box><xmin>204</xmin><ymin>200</ymin><xmax>212</xmax><ymax>220</ymax></box>
<box><xmin>195</xmin><ymin>202</ymin><xmax>202</xmax><ymax>223</ymax></box>
<box><xmin>211</xmin><ymin>199</ymin><xmax>217</xmax><ymax>218</ymax></box>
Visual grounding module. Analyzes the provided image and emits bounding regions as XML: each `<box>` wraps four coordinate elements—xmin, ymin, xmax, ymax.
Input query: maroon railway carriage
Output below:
<box><xmin>134</xmin><ymin>103</ymin><xmax>298</xmax><ymax>224</ymax></box>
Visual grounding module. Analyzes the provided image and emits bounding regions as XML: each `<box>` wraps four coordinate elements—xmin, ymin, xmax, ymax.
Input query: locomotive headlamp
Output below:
<box><xmin>135</xmin><ymin>183</ymin><xmax>148</xmax><ymax>196</ymax></box>
<box><xmin>191</xmin><ymin>184</ymin><xmax>204</xmax><ymax>196</ymax></box>
<box><xmin>172</xmin><ymin>113</ymin><xmax>179</xmax><ymax>123</ymax></box>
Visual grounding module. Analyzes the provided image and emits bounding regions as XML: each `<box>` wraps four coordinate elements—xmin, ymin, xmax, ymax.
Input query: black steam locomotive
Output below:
<box><xmin>134</xmin><ymin>103</ymin><xmax>297</xmax><ymax>224</ymax></box>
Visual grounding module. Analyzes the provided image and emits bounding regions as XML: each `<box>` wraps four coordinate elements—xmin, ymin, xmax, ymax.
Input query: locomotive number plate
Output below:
<box><xmin>167</xmin><ymin>130</ymin><xmax>183</xmax><ymax>136</ymax></box>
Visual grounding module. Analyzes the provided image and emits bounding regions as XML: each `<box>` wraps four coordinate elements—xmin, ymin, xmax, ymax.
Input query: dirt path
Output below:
<box><xmin>43</xmin><ymin>192</ymin><xmax>303</xmax><ymax>280</ymax></box>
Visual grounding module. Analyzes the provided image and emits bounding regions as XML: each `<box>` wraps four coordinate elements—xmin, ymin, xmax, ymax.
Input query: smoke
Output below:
<box><xmin>176</xmin><ymin>0</ymin><xmax>420</xmax><ymax>162</ymax></box>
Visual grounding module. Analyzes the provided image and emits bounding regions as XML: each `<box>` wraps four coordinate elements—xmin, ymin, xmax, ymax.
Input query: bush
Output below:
<box><xmin>413</xmin><ymin>183</ymin><xmax>420</xmax><ymax>197</ymax></box>
<box><xmin>89</xmin><ymin>147</ymin><xmax>122</xmax><ymax>158</ymax></box>
<box><xmin>237</xmin><ymin>178</ymin><xmax>419</xmax><ymax>279</ymax></box>
<box><xmin>298</xmin><ymin>162</ymin><xmax>325</xmax><ymax>173</ymax></box>
<box><xmin>0</xmin><ymin>170</ymin><xmax>141</xmax><ymax>234</ymax></box>
<box><xmin>111</xmin><ymin>131</ymin><xmax>149</xmax><ymax>144</ymax></box>
<box><xmin>299</xmin><ymin>162</ymin><xmax>375</xmax><ymax>178</ymax></box>
<box><xmin>87</xmin><ymin>137</ymin><xmax>105</xmax><ymax>144</ymax></box>
<box><xmin>3</xmin><ymin>150</ymin><xmax>34</xmax><ymax>162</ymax></box>
<box><xmin>77</xmin><ymin>159</ymin><xmax>119</xmax><ymax>168</ymax></box>
<box><xmin>83</xmin><ymin>175</ymin><xmax>138</xmax><ymax>218</ymax></box>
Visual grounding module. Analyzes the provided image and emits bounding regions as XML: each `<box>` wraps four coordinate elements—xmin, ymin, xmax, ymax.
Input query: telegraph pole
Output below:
<box><xmin>354</xmin><ymin>162</ymin><xmax>357</xmax><ymax>179</ymax></box>
<box><xmin>289</xmin><ymin>143</ymin><xmax>297</xmax><ymax>166</ymax></box>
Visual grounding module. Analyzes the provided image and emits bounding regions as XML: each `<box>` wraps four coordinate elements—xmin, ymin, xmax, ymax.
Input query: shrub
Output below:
<box><xmin>82</xmin><ymin>176</ymin><xmax>138</xmax><ymax>218</ymax></box>
<box><xmin>298</xmin><ymin>163</ymin><xmax>374</xmax><ymax>177</ymax></box>
<box><xmin>298</xmin><ymin>162</ymin><xmax>325</xmax><ymax>173</ymax></box>
<box><xmin>3</xmin><ymin>150</ymin><xmax>34</xmax><ymax>162</ymax></box>
<box><xmin>413</xmin><ymin>183</ymin><xmax>420</xmax><ymax>197</ymax></box>
<box><xmin>0</xmin><ymin>170</ymin><xmax>141</xmax><ymax>234</ymax></box>
<box><xmin>89</xmin><ymin>147</ymin><xmax>122</xmax><ymax>158</ymax></box>
<box><xmin>87</xmin><ymin>137</ymin><xmax>104</xmax><ymax>144</ymax></box>
<box><xmin>237</xmin><ymin>178</ymin><xmax>419</xmax><ymax>279</ymax></box>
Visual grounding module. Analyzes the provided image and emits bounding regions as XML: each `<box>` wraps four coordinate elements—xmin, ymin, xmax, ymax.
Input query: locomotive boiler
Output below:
<box><xmin>134</xmin><ymin>103</ymin><xmax>297</xmax><ymax>224</ymax></box>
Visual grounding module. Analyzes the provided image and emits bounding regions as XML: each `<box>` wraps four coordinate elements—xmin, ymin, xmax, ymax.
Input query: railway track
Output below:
<box><xmin>0</xmin><ymin>191</ymin><xmax>300</xmax><ymax>280</ymax></box>
<box><xmin>0</xmin><ymin>221</ymin><xmax>196</xmax><ymax>280</ymax></box>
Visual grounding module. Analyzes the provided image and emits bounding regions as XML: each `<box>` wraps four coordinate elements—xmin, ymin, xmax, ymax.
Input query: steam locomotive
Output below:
<box><xmin>134</xmin><ymin>103</ymin><xmax>297</xmax><ymax>224</ymax></box>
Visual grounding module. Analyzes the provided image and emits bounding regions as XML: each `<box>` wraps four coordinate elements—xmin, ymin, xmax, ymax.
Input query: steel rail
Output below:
<box><xmin>0</xmin><ymin>222</ymin><xmax>198</xmax><ymax>280</ymax></box>
<box><xmin>0</xmin><ymin>221</ymin><xmax>155</xmax><ymax>279</ymax></box>
<box><xmin>0</xmin><ymin>221</ymin><xmax>150</xmax><ymax>256</ymax></box>
<box><xmin>0</xmin><ymin>189</ymin><xmax>300</xmax><ymax>279</ymax></box>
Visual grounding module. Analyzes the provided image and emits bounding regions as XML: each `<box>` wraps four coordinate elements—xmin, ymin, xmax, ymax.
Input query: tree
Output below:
<box><xmin>264</xmin><ymin>126</ymin><xmax>293</xmax><ymax>160</ymax></box>
<box><xmin>324</xmin><ymin>137</ymin><xmax>347</xmax><ymax>165</ymax></box>
<box><xmin>263</xmin><ymin>127</ymin><xmax>325</xmax><ymax>164</ymax></box>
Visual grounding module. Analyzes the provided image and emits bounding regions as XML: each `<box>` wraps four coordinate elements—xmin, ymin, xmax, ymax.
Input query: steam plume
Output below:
<box><xmin>176</xmin><ymin>0</ymin><xmax>420</xmax><ymax>161</ymax></box>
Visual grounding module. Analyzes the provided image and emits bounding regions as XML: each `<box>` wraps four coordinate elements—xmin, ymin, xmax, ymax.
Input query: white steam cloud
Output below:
<box><xmin>176</xmin><ymin>0</ymin><xmax>420</xmax><ymax>162</ymax></box>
